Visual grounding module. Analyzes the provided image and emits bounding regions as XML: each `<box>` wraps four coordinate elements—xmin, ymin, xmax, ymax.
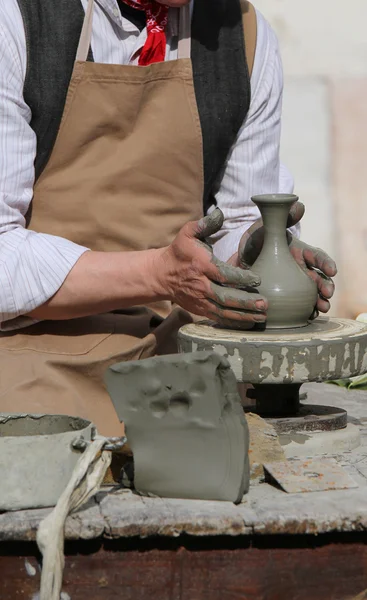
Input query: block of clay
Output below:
<box><xmin>104</xmin><ymin>352</ymin><xmax>249</xmax><ymax>503</ymax></box>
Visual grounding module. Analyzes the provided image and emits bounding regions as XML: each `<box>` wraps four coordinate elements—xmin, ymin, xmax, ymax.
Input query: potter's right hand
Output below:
<box><xmin>155</xmin><ymin>209</ymin><xmax>268</xmax><ymax>329</ymax></box>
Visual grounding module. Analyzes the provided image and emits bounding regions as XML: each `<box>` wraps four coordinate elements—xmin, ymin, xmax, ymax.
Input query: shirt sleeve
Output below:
<box><xmin>211</xmin><ymin>10</ymin><xmax>300</xmax><ymax>262</ymax></box>
<box><xmin>0</xmin><ymin>6</ymin><xmax>89</xmax><ymax>330</ymax></box>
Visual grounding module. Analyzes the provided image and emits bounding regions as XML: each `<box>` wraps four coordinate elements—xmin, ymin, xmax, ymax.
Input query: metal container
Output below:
<box><xmin>0</xmin><ymin>413</ymin><xmax>94</xmax><ymax>511</ymax></box>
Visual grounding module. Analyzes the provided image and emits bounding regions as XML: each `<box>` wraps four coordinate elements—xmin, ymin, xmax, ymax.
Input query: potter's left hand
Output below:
<box><xmin>228</xmin><ymin>200</ymin><xmax>337</xmax><ymax>315</ymax></box>
<box><xmin>287</xmin><ymin>236</ymin><xmax>337</xmax><ymax>315</ymax></box>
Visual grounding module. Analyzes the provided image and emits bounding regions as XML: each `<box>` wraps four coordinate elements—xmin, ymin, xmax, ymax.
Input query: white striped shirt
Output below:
<box><xmin>0</xmin><ymin>0</ymin><xmax>295</xmax><ymax>328</ymax></box>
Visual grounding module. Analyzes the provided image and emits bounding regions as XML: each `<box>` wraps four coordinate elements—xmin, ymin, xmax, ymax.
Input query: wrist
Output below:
<box><xmin>147</xmin><ymin>247</ymin><xmax>173</xmax><ymax>301</ymax></box>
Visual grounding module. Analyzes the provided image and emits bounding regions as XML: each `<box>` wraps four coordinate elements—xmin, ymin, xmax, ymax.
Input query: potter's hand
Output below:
<box><xmin>231</xmin><ymin>200</ymin><xmax>337</xmax><ymax>315</ymax></box>
<box><xmin>287</xmin><ymin>236</ymin><xmax>337</xmax><ymax>314</ymax></box>
<box><xmin>155</xmin><ymin>209</ymin><xmax>268</xmax><ymax>329</ymax></box>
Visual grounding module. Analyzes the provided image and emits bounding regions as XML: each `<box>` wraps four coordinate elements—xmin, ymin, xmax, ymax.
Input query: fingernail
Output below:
<box><xmin>255</xmin><ymin>300</ymin><xmax>266</xmax><ymax>310</ymax></box>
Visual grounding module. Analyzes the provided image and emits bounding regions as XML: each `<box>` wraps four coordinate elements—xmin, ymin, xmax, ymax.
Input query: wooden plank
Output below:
<box><xmin>1</xmin><ymin>536</ymin><xmax>367</xmax><ymax>600</ymax></box>
<box><xmin>2</xmin><ymin>478</ymin><xmax>367</xmax><ymax>542</ymax></box>
<box><xmin>98</xmin><ymin>491</ymin><xmax>254</xmax><ymax>538</ymax></box>
<box><xmin>0</xmin><ymin>499</ymin><xmax>105</xmax><ymax>542</ymax></box>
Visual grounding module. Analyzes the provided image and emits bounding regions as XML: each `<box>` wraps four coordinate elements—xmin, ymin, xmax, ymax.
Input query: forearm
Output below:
<box><xmin>28</xmin><ymin>248</ymin><xmax>168</xmax><ymax>320</ymax></box>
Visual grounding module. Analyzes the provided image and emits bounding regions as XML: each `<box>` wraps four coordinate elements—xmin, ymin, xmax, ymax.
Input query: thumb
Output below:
<box><xmin>191</xmin><ymin>208</ymin><xmax>224</xmax><ymax>241</ymax></box>
<box><xmin>287</xmin><ymin>201</ymin><xmax>305</xmax><ymax>228</ymax></box>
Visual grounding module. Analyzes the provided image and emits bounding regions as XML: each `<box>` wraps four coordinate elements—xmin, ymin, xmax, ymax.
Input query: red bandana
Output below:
<box><xmin>122</xmin><ymin>0</ymin><xmax>169</xmax><ymax>66</ymax></box>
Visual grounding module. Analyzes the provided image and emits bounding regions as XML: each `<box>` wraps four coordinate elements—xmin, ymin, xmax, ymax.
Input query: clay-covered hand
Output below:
<box><xmin>286</xmin><ymin>236</ymin><xmax>337</xmax><ymax>315</ymax></box>
<box><xmin>155</xmin><ymin>209</ymin><xmax>268</xmax><ymax>329</ymax></box>
<box><xmin>229</xmin><ymin>201</ymin><xmax>337</xmax><ymax>315</ymax></box>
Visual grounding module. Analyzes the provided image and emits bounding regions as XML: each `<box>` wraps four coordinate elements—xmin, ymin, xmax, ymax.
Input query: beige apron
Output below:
<box><xmin>0</xmin><ymin>0</ymin><xmax>257</xmax><ymax>436</ymax></box>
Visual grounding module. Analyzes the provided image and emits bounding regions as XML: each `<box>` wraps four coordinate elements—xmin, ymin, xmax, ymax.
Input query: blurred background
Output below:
<box><xmin>255</xmin><ymin>0</ymin><xmax>367</xmax><ymax>318</ymax></box>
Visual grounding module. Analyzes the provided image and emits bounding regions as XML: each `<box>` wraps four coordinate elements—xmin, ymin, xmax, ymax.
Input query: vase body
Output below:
<box><xmin>251</xmin><ymin>194</ymin><xmax>318</xmax><ymax>329</ymax></box>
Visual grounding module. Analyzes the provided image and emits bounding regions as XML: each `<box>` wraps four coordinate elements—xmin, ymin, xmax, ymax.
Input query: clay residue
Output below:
<box><xmin>247</xmin><ymin>413</ymin><xmax>285</xmax><ymax>479</ymax></box>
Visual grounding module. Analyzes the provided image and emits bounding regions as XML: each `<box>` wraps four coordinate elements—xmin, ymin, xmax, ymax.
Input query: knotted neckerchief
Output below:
<box><xmin>122</xmin><ymin>0</ymin><xmax>169</xmax><ymax>65</ymax></box>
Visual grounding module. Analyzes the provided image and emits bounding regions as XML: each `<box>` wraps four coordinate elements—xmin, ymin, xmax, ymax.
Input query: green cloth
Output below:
<box><xmin>328</xmin><ymin>373</ymin><xmax>367</xmax><ymax>391</ymax></box>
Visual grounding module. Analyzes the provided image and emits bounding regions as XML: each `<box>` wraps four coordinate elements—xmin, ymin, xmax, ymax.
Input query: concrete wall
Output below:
<box><xmin>255</xmin><ymin>0</ymin><xmax>367</xmax><ymax>317</ymax></box>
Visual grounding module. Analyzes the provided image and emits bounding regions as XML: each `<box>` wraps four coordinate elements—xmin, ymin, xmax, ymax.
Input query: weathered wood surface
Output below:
<box><xmin>1</xmin><ymin>535</ymin><xmax>367</xmax><ymax>600</ymax></box>
<box><xmin>2</xmin><ymin>475</ymin><xmax>367</xmax><ymax>544</ymax></box>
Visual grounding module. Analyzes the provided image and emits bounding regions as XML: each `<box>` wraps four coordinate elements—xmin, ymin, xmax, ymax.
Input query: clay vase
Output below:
<box><xmin>251</xmin><ymin>194</ymin><xmax>318</xmax><ymax>329</ymax></box>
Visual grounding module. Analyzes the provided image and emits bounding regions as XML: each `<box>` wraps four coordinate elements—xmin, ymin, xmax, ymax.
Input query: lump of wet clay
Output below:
<box><xmin>104</xmin><ymin>352</ymin><xmax>249</xmax><ymax>503</ymax></box>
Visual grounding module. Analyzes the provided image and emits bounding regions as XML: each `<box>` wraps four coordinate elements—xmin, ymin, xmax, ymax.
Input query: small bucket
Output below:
<box><xmin>0</xmin><ymin>413</ymin><xmax>94</xmax><ymax>511</ymax></box>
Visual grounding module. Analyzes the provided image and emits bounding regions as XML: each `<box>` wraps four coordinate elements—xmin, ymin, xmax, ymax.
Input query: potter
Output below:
<box><xmin>0</xmin><ymin>0</ymin><xmax>336</xmax><ymax>435</ymax></box>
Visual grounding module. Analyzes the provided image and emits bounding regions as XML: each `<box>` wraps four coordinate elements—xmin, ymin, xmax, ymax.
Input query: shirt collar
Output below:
<box><xmin>95</xmin><ymin>0</ymin><xmax>193</xmax><ymax>37</ymax></box>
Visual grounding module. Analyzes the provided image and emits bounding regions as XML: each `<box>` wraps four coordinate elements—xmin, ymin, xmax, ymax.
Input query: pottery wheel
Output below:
<box><xmin>178</xmin><ymin>317</ymin><xmax>367</xmax><ymax>385</ymax></box>
<box><xmin>178</xmin><ymin>317</ymin><xmax>367</xmax><ymax>430</ymax></box>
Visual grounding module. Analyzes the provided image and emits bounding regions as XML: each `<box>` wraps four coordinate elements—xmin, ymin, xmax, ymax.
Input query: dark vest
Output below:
<box><xmin>16</xmin><ymin>0</ymin><xmax>251</xmax><ymax>214</ymax></box>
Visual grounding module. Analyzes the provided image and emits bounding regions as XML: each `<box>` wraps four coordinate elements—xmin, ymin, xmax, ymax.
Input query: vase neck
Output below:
<box><xmin>258</xmin><ymin>203</ymin><xmax>290</xmax><ymax>250</ymax></box>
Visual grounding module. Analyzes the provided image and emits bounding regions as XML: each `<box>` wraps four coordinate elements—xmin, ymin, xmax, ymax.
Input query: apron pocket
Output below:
<box><xmin>0</xmin><ymin>315</ymin><xmax>115</xmax><ymax>356</ymax></box>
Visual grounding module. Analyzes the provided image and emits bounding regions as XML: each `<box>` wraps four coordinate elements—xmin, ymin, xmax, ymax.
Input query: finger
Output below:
<box><xmin>319</xmin><ymin>277</ymin><xmax>335</xmax><ymax>300</ymax></box>
<box><xmin>302</xmin><ymin>247</ymin><xmax>338</xmax><ymax>278</ymax></box>
<box><xmin>238</xmin><ymin>226</ymin><xmax>265</xmax><ymax>268</ymax></box>
<box><xmin>316</xmin><ymin>297</ymin><xmax>331</xmax><ymax>313</ymax></box>
<box><xmin>193</xmin><ymin>208</ymin><xmax>224</xmax><ymax>240</ymax></box>
<box><xmin>307</xmin><ymin>269</ymin><xmax>335</xmax><ymax>299</ymax></box>
<box><xmin>211</xmin><ymin>257</ymin><xmax>261</xmax><ymax>288</ymax></box>
<box><xmin>209</xmin><ymin>283</ymin><xmax>268</xmax><ymax>313</ymax></box>
<box><xmin>287</xmin><ymin>201</ymin><xmax>305</xmax><ymax>228</ymax></box>
<box><xmin>206</xmin><ymin>302</ymin><xmax>267</xmax><ymax>328</ymax></box>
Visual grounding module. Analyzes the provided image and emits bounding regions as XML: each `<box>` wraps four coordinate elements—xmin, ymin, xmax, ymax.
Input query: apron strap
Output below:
<box><xmin>76</xmin><ymin>0</ymin><xmax>191</xmax><ymax>64</ymax></box>
<box><xmin>76</xmin><ymin>0</ymin><xmax>94</xmax><ymax>63</ymax></box>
